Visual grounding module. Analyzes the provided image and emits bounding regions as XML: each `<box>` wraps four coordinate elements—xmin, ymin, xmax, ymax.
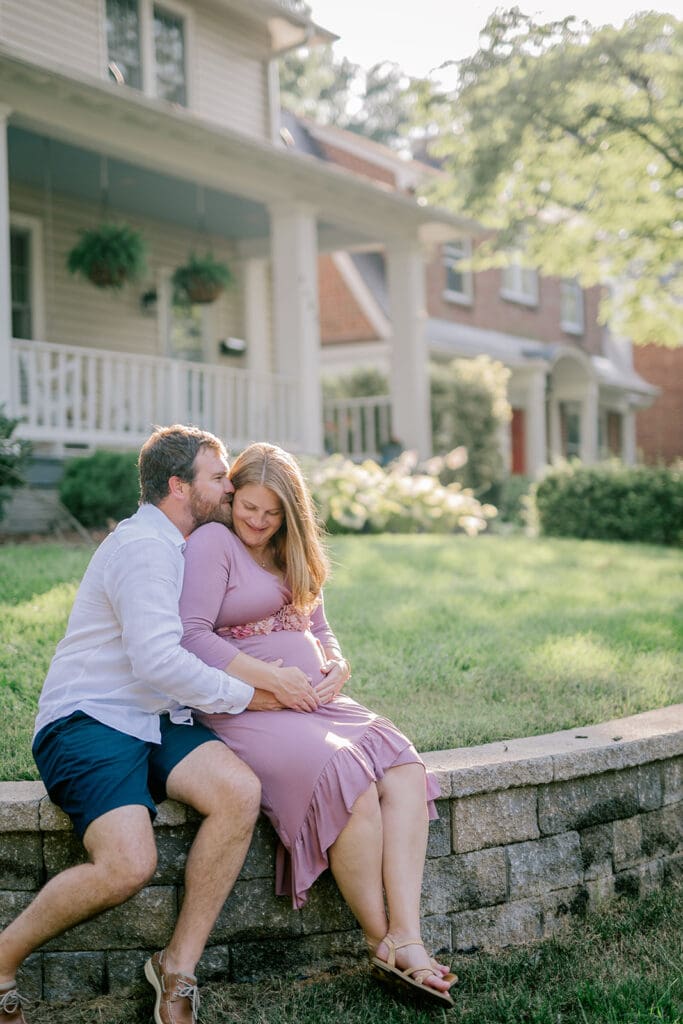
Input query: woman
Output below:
<box><xmin>179</xmin><ymin>443</ymin><xmax>455</xmax><ymax>1008</ymax></box>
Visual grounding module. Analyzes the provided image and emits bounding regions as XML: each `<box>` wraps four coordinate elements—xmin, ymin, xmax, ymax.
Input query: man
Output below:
<box><xmin>0</xmin><ymin>425</ymin><xmax>316</xmax><ymax>1024</ymax></box>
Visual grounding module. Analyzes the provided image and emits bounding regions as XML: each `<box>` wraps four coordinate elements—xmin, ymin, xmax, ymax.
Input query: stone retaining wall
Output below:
<box><xmin>2</xmin><ymin>705</ymin><xmax>681</xmax><ymax>1004</ymax></box>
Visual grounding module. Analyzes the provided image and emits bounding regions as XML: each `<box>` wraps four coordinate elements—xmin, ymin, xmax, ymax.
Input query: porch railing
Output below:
<box><xmin>323</xmin><ymin>394</ymin><xmax>393</xmax><ymax>461</ymax></box>
<box><xmin>10</xmin><ymin>339</ymin><xmax>303</xmax><ymax>451</ymax></box>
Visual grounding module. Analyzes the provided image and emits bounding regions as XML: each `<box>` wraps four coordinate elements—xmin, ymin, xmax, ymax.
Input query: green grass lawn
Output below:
<box><xmin>28</xmin><ymin>883</ymin><xmax>683</xmax><ymax>1024</ymax></box>
<box><xmin>1</xmin><ymin>534</ymin><xmax>681</xmax><ymax>780</ymax></box>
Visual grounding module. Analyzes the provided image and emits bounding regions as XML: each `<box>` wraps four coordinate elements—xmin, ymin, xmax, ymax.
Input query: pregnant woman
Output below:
<box><xmin>179</xmin><ymin>443</ymin><xmax>455</xmax><ymax>1008</ymax></box>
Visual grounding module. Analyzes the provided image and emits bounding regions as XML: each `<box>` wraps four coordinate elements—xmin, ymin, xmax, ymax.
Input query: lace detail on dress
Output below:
<box><xmin>217</xmin><ymin>599</ymin><xmax>320</xmax><ymax>640</ymax></box>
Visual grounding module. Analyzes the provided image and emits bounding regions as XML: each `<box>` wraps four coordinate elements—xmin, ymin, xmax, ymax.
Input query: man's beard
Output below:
<box><xmin>189</xmin><ymin>488</ymin><xmax>233</xmax><ymax>530</ymax></box>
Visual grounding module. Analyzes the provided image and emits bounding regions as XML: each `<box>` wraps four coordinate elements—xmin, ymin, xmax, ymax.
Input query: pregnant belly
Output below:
<box><xmin>229</xmin><ymin>629</ymin><xmax>327</xmax><ymax>684</ymax></box>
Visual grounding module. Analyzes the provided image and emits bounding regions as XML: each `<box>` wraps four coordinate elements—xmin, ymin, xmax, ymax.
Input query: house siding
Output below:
<box><xmin>193</xmin><ymin>5</ymin><xmax>270</xmax><ymax>140</ymax></box>
<box><xmin>10</xmin><ymin>182</ymin><xmax>243</xmax><ymax>359</ymax></box>
<box><xmin>0</xmin><ymin>0</ymin><xmax>103</xmax><ymax>78</ymax></box>
<box><xmin>0</xmin><ymin>0</ymin><xmax>271</xmax><ymax>140</ymax></box>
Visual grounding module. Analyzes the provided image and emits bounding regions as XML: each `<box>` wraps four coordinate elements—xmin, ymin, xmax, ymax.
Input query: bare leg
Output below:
<box><xmin>0</xmin><ymin>805</ymin><xmax>157</xmax><ymax>984</ymax></box>
<box><xmin>161</xmin><ymin>741</ymin><xmax>260</xmax><ymax>976</ymax></box>
<box><xmin>375</xmin><ymin>763</ymin><xmax>451</xmax><ymax>993</ymax></box>
<box><xmin>328</xmin><ymin>784</ymin><xmax>388</xmax><ymax>951</ymax></box>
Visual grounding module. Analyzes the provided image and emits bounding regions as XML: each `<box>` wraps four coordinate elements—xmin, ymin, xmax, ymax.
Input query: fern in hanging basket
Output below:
<box><xmin>67</xmin><ymin>223</ymin><xmax>147</xmax><ymax>289</ymax></box>
<box><xmin>172</xmin><ymin>252</ymin><xmax>234</xmax><ymax>304</ymax></box>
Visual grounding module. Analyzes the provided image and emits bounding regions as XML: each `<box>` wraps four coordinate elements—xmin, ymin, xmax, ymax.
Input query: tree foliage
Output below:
<box><xmin>429</xmin><ymin>10</ymin><xmax>683</xmax><ymax>347</ymax></box>
<box><xmin>279</xmin><ymin>46</ymin><xmax>448</xmax><ymax>149</ymax></box>
<box><xmin>430</xmin><ymin>355</ymin><xmax>511</xmax><ymax>494</ymax></box>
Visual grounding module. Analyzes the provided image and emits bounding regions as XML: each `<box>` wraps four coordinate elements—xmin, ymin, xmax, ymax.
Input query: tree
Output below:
<box><xmin>280</xmin><ymin>46</ymin><xmax>449</xmax><ymax>149</ymax></box>
<box><xmin>429</xmin><ymin>10</ymin><xmax>683</xmax><ymax>347</ymax></box>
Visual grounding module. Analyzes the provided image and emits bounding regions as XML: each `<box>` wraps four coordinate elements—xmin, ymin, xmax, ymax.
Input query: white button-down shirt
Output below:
<box><xmin>35</xmin><ymin>503</ymin><xmax>254</xmax><ymax>743</ymax></box>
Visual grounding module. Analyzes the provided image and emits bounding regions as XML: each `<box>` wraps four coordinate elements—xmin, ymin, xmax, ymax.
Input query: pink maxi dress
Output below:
<box><xmin>179</xmin><ymin>522</ymin><xmax>440</xmax><ymax>908</ymax></box>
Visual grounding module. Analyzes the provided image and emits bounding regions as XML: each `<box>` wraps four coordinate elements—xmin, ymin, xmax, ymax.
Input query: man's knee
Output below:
<box><xmin>84</xmin><ymin>808</ymin><xmax>158</xmax><ymax>902</ymax></box>
<box><xmin>211</xmin><ymin>756</ymin><xmax>261</xmax><ymax>826</ymax></box>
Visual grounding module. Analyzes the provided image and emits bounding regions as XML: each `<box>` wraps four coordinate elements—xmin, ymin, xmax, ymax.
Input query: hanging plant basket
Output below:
<box><xmin>67</xmin><ymin>223</ymin><xmax>147</xmax><ymax>290</ymax></box>
<box><xmin>172</xmin><ymin>252</ymin><xmax>234</xmax><ymax>305</ymax></box>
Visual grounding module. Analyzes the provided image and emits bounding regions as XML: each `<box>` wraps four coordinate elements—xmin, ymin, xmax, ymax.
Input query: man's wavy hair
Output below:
<box><xmin>138</xmin><ymin>424</ymin><xmax>227</xmax><ymax>506</ymax></box>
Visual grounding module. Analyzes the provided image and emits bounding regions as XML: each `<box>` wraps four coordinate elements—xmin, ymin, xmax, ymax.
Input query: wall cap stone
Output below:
<box><xmin>423</xmin><ymin>705</ymin><xmax>683</xmax><ymax>797</ymax></box>
<box><xmin>1</xmin><ymin>706</ymin><xmax>680</xmax><ymax>823</ymax></box>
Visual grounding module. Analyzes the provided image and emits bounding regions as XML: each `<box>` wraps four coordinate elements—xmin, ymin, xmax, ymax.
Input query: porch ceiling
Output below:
<box><xmin>9</xmin><ymin>126</ymin><xmax>269</xmax><ymax>240</ymax></box>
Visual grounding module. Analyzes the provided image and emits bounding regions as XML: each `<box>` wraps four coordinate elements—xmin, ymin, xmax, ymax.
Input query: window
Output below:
<box><xmin>10</xmin><ymin>216</ymin><xmax>44</xmax><ymax>341</ymax></box>
<box><xmin>10</xmin><ymin>229</ymin><xmax>32</xmax><ymax>340</ymax></box>
<box><xmin>442</xmin><ymin>239</ymin><xmax>473</xmax><ymax>304</ymax></box>
<box><xmin>105</xmin><ymin>0</ymin><xmax>189</xmax><ymax>106</ymax></box>
<box><xmin>501</xmin><ymin>255</ymin><xmax>539</xmax><ymax>306</ymax></box>
<box><xmin>105</xmin><ymin>0</ymin><xmax>142</xmax><ymax>90</ymax></box>
<box><xmin>560</xmin><ymin>279</ymin><xmax>584</xmax><ymax>335</ymax></box>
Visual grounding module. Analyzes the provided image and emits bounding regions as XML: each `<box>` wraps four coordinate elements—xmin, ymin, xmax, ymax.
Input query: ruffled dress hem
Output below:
<box><xmin>274</xmin><ymin>717</ymin><xmax>441</xmax><ymax>909</ymax></box>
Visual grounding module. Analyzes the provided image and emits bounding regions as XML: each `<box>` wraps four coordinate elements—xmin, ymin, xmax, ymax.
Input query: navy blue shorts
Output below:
<box><xmin>32</xmin><ymin>711</ymin><xmax>218</xmax><ymax>840</ymax></box>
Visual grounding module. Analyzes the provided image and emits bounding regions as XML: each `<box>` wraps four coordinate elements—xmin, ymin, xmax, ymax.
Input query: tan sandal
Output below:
<box><xmin>370</xmin><ymin>937</ymin><xmax>455</xmax><ymax>1009</ymax></box>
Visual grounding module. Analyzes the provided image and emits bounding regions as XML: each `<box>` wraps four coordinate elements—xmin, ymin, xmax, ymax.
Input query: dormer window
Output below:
<box><xmin>105</xmin><ymin>0</ymin><xmax>189</xmax><ymax>106</ymax></box>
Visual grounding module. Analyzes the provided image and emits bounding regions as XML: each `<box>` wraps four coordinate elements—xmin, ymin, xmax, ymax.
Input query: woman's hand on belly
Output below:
<box><xmin>315</xmin><ymin>657</ymin><xmax>351</xmax><ymax>704</ymax></box>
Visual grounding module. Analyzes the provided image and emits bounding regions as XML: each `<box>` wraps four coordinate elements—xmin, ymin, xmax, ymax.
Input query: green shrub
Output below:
<box><xmin>0</xmin><ymin>407</ymin><xmax>32</xmax><ymax>522</ymax></box>
<box><xmin>59</xmin><ymin>450</ymin><xmax>139</xmax><ymax>528</ymax></box>
<box><xmin>322</xmin><ymin>368</ymin><xmax>389</xmax><ymax>401</ymax></box>
<box><xmin>531</xmin><ymin>461</ymin><xmax>683</xmax><ymax>546</ymax></box>
<box><xmin>484</xmin><ymin>474</ymin><xmax>533</xmax><ymax>525</ymax></box>
<box><xmin>430</xmin><ymin>355</ymin><xmax>511</xmax><ymax>494</ymax></box>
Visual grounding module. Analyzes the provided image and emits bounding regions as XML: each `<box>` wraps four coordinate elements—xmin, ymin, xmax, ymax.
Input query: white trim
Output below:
<box><xmin>9</xmin><ymin>213</ymin><xmax>46</xmax><ymax>340</ymax></box>
<box><xmin>266</xmin><ymin>59</ymin><xmax>281</xmax><ymax>145</ymax></box>
<box><xmin>330</xmin><ymin>251</ymin><xmax>391</xmax><ymax>340</ymax></box>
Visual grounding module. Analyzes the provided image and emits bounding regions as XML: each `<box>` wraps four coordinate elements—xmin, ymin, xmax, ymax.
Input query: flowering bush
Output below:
<box><xmin>306</xmin><ymin>449</ymin><xmax>496</xmax><ymax>535</ymax></box>
<box><xmin>0</xmin><ymin>407</ymin><xmax>32</xmax><ymax>522</ymax></box>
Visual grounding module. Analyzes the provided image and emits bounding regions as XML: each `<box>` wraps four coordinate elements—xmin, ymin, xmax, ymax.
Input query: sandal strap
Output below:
<box><xmin>380</xmin><ymin>937</ymin><xmax>426</xmax><ymax>969</ymax></box>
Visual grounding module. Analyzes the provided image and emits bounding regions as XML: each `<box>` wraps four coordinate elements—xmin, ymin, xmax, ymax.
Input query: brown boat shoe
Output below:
<box><xmin>0</xmin><ymin>982</ymin><xmax>28</xmax><ymax>1023</ymax></box>
<box><xmin>144</xmin><ymin>950</ymin><xmax>200</xmax><ymax>1024</ymax></box>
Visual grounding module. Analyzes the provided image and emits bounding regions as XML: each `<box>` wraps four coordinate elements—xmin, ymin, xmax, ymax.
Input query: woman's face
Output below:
<box><xmin>231</xmin><ymin>483</ymin><xmax>284</xmax><ymax>550</ymax></box>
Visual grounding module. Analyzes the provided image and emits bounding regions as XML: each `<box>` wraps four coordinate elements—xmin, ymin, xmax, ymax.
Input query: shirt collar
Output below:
<box><xmin>137</xmin><ymin>502</ymin><xmax>187</xmax><ymax>550</ymax></box>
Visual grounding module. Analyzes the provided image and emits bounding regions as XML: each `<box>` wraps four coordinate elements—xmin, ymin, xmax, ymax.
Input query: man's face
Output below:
<box><xmin>187</xmin><ymin>447</ymin><xmax>234</xmax><ymax>530</ymax></box>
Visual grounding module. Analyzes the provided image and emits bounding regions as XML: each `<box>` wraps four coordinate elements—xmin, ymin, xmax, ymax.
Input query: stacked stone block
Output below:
<box><xmin>0</xmin><ymin>705</ymin><xmax>680</xmax><ymax>1003</ymax></box>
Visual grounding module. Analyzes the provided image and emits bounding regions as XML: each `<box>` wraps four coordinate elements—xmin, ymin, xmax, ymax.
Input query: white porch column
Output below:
<box><xmin>622</xmin><ymin>407</ymin><xmax>636</xmax><ymax>465</ymax></box>
<box><xmin>386</xmin><ymin>240</ymin><xmax>430</xmax><ymax>458</ymax></box>
<box><xmin>548</xmin><ymin>396</ymin><xmax>562</xmax><ymax>464</ymax></box>
<box><xmin>579</xmin><ymin>380</ymin><xmax>599</xmax><ymax>464</ymax></box>
<box><xmin>269</xmin><ymin>203</ymin><xmax>322</xmax><ymax>454</ymax></box>
<box><xmin>525</xmin><ymin>367</ymin><xmax>548</xmax><ymax>477</ymax></box>
<box><xmin>244</xmin><ymin>258</ymin><xmax>270</xmax><ymax>373</ymax></box>
<box><xmin>0</xmin><ymin>106</ymin><xmax>12</xmax><ymax>408</ymax></box>
<box><xmin>243</xmin><ymin>257</ymin><xmax>271</xmax><ymax>440</ymax></box>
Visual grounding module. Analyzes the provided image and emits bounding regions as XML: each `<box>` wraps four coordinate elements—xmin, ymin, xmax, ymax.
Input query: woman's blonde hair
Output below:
<box><xmin>229</xmin><ymin>443</ymin><xmax>329</xmax><ymax>610</ymax></box>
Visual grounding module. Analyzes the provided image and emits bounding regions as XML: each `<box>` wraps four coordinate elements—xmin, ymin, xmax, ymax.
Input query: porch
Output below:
<box><xmin>10</xmin><ymin>337</ymin><xmax>393</xmax><ymax>460</ymax></box>
<box><xmin>0</xmin><ymin>46</ymin><xmax>476</xmax><ymax>469</ymax></box>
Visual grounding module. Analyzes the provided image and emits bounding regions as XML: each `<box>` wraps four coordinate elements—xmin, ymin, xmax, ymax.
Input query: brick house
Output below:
<box><xmin>283</xmin><ymin>112</ymin><xmax>660</xmax><ymax>475</ymax></box>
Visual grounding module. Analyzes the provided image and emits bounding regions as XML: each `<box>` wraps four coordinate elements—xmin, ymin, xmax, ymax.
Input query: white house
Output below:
<box><xmin>0</xmin><ymin>0</ymin><xmax>475</xmax><ymax>468</ymax></box>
